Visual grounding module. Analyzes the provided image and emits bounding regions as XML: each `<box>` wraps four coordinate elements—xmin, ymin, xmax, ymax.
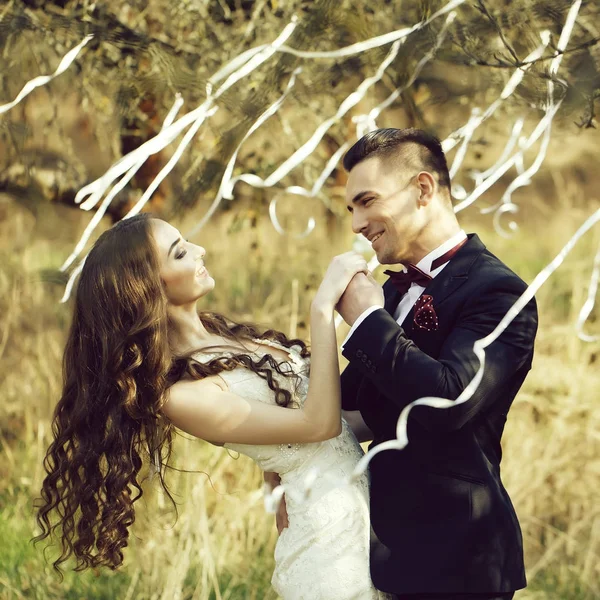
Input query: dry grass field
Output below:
<box><xmin>0</xmin><ymin>174</ymin><xmax>599</xmax><ymax>599</ymax></box>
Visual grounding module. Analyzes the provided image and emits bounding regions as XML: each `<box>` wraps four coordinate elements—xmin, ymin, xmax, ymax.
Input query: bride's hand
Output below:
<box><xmin>312</xmin><ymin>252</ymin><xmax>369</xmax><ymax>313</ymax></box>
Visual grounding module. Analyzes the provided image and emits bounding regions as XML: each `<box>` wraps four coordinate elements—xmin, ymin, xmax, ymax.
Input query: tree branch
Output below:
<box><xmin>575</xmin><ymin>89</ymin><xmax>599</xmax><ymax>128</ymax></box>
<box><xmin>475</xmin><ymin>0</ymin><xmax>520</xmax><ymax>65</ymax></box>
<box><xmin>456</xmin><ymin>35</ymin><xmax>600</xmax><ymax>69</ymax></box>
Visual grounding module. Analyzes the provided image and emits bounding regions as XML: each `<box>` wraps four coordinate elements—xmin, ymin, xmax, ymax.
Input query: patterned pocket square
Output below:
<box><xmin>414</xmin><ymin>294</ymin><xmax>439</xmax><ymax>331</ymax></box>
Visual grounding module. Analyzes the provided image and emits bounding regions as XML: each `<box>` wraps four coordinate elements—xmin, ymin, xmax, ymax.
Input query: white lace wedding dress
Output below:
<box><xmin>196</xmin><ymin>339</ymin><xmax>390</xmax><ymax>600</ymax></box>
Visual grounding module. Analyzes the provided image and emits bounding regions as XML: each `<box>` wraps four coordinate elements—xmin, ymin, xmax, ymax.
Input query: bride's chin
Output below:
<box><xmin>195</xmin><ymin>279</ymin><xmax>215</xmax><ymax>298</ymax></box>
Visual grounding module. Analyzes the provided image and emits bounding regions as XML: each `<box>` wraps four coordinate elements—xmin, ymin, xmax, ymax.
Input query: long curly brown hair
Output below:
<box><xmin>34</xmin><ymin>213</ymin><xmax>309</xmax><ymax>577</ymax></box>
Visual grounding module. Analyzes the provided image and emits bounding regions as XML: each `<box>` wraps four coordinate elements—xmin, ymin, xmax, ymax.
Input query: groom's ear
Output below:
<box><xmin>415</xmin><ymin>171</ymin><xmax>436</xmax><ymax>207</ymax></box>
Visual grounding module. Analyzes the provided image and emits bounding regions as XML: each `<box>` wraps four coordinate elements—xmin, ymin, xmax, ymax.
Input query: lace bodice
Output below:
<box><xmin>194</xmin><ymin>338</ymin><xmax>390</xmax><ymax>600</ymax></box>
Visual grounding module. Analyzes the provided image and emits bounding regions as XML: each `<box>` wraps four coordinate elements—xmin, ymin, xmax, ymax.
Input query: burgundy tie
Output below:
<box><xmin>384</xmin><ymin>237</ymin><xmax>467</xmax><ymax>296</ymax></box>
<box><xmin>383</xmin><ymin>264</ymin><xmax>432</xmax><ymax>296</ymax></box>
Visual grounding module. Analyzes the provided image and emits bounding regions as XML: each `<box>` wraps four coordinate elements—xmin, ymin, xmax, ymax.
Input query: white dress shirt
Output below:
<box><xmin>341</xmin><ymin>230</ymin><xmax>467</xmax><ymax>348</ymax></box>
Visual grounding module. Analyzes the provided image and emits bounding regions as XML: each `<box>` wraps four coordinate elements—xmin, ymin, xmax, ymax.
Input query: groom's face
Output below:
<box><xmin>345</xmin><ymin>156</ymin><xmax>423</xmax><ymax>264</ymax></box>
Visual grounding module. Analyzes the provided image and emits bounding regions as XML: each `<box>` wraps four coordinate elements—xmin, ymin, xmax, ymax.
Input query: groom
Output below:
<box><xmin>337</xmin><ymin>128</ymin><xmax>538</xmax><ymax>600</ymax></box>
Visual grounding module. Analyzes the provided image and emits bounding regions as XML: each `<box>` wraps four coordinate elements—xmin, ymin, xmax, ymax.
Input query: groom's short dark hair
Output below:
<box><xmin>343</xmin><ymin>128</ymin><xmax>451</xmax><ymax>192</ymax></box>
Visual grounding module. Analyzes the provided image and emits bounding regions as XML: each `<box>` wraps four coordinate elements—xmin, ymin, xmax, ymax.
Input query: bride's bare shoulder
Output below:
<box><xmin>168</xmin><ymin>375</ymin><xmax>228</xmax><ymax>401</ymax></box>
<box><xmin>164</xmin><ymin>377</ymin><xmax>228</xmax><ymax>447</ymax></box>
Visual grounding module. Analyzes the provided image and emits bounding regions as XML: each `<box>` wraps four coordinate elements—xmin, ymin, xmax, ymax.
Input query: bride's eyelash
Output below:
<box><xmin>176</xmin><ymin>239</ymin><xmax>190</xmax><ymax>259</ymax></box>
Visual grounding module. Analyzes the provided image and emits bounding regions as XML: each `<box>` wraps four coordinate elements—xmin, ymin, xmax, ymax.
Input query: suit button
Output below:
<box><xmin>356</xmin><ymin>349</ymin><xmax>363</xmax><ymax>358</ymax></box>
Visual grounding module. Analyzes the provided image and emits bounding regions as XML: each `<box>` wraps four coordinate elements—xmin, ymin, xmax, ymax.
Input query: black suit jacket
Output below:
<box><xmin>341</xmin><ymin>234</ymin><xmax>538</xmax><ymax>595</ymax></box>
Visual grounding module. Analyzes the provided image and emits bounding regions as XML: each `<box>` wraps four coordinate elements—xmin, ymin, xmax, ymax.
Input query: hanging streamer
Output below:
<box><xmin>0</xmin><ymin>35</ymin><xmax>93</xmax><ymax>115</ymax></box>
<box><xmin>36</xmin><ymin>1</ymin><xmax>594</xmax><ymax>511</ymax></box>
<box><xmin>576</xmin><ymin>243</ymin><xmax>600</xmax><ymax>343</ymax></box>
<box><xmin>60</xmin><ymin>94</ymin><xmax>185</xmax><ymax>273</ymax></box>
<box><xmin>269</xmin><ymin>205</ymin><xmax>600</xmax><ymax>510</ymax></box>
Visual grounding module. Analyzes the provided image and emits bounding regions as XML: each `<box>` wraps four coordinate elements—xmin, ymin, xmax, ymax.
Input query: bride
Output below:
<box><xmin>35</xmin><ymin>213</ymin><xmax>389</xmax><ymax>599</ymax></box>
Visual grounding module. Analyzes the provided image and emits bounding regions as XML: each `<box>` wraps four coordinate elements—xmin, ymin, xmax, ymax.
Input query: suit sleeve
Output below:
<box><xmin>340</xmin><ymin>363</ymin><xmax>363</xmax><ymax>411</ymax></box>
<box><xmin>341</xmin><ymin>275</ymin><xmax>538</xmax><ymax>432</ymax></box>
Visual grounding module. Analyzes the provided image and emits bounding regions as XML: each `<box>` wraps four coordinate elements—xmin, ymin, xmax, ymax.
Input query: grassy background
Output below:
<box><xmin>2</xmin><ymin>1</ymin><xmax>600</xmax><ymax>597</ymax></box>
<box><xmin>1</xmin><ymin>176</ymin><xmax>599</xmax><ymax>599</ymax></box>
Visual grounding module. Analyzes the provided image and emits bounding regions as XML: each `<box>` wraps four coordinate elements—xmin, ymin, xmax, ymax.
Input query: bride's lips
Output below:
<box><xmin>196</xmin><ymin>265</ymin><xmax>209</xmax><ymax>278</ymax></box>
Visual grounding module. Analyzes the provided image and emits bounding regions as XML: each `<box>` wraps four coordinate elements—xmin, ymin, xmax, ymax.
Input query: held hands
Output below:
<box><xmin>313</xmin><ymin>252</ymin><xmax>369</xmax><ymax>313</ymax></box>
<box><xmin>337</xmin><ymin>271</ymin><xmax>384</xmax><ymax>326</ymax></box>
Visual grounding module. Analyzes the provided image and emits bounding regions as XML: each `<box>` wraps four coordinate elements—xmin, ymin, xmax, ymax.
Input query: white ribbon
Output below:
<box><xmin>185</xmin><ymin>67</ymin><xmax>303</xmax><ymax>238</ymax></box>
<box><xmin>269</xmin><ymin>204</ymin><xmax>600</xmax><ymax>509</ymax></box>
<box><xmin>75</xmin><ymin>19</ymin><xmax>299</xmax><ymax>213</ymax></box>
<box><xmin>576</xmin><ymin>243</ymin><xmax>600</xmax><ymax>343</ymax></box>
<box><xmin>353</xmin><ymin>12</ymin><xmax>457</xmax><ymax>138</ymax></box>
<box><xmin>441</xmin><ymin>32</ymin><xmax>551</xmax><ymax>155</ymax></box>
<box><xmin>60</xmin><ymin>94</ymin><xmax>185</xmax><ymax>272</ymax></box>
<box><xmin>0</xmin><ymin>35</ymin><xmax>93</xmax><ymax>115</ymax></box>
<box><xmin>275</xmin><ymin>0</ymin><xmax>465</xmax><ymax>59</ymax></box>
<box><xmin>264</xmin><ymin>0</ymin><xmax>593</xmax><ymax>510</ymax></box>
<box><xmin>188</xmin><ymin>35</ymin><xmax>413</xmax><ymax>238</ymax></box>
<box><xmin>60</xmin><ymin>20</ymin><xmax>300</xmax><ymax>298</ymax></box>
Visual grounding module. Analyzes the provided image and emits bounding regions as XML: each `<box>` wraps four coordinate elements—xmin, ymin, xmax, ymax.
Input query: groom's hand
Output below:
<box><xmin>337</xmin><ymin>272</ymin><xmax>384</xmax><ymax>326</ymax></box>
<box><xmin>276</xmin><ymin>495</ymin><xmax>289</xmax><ymax>534</ymax></box>
<box><xmin>264</xmin><ymin>471</ymin><xmax>289</xmax><ymax>534</ymax></box>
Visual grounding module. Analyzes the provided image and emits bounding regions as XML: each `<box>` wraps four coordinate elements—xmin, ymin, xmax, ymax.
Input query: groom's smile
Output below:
<box><xmin>345</xmin><ymin>155</ymin><xmax>426</xmax><ymax>265</ymax></box>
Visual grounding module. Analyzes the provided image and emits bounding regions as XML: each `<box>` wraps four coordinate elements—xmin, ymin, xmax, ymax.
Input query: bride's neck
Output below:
<box><xmin>167</xmin><ymin>304</ymin><xmax>216</xmax><ymax>355</ymax></box>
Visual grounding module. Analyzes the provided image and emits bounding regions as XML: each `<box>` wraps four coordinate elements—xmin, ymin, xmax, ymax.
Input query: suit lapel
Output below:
<box><xmin>357</xmin><ymin>235</ymin><xmax>487</xmax><ymax>433</ymax></box>
<box><xmin>382</xmin><ymin>277</ymin><xmax>417</xmax><ymax>335</ymax></box>
<box><xmin>380</xmin><ymin>234</ymin><xmax>486</xmax><ymax>337</ymax></box>
<box><xmin>420</xmin><ymin>233</ymin><xmax>484</xmax><ymax>309</ymax></box>
<box><xmin>383</xmin><ymin>279</ymin><xmax>401</xmax><ymax>315</ymax></box>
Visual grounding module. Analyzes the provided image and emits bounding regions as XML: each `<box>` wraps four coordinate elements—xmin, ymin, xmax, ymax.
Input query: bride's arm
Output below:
<box><xmin>342</xmin><ymin>410</ymin><xmax>373</xmax><ymax>443</ymax></box>
<box><xmin>163</xmin><ymin>253</ymin><xmax>368</xmax><ymax>446</ymax></box>
<box><xmin>164</xmin><ymin>308</ymin><xmax>340</xmax><ymax>444</ymax></box>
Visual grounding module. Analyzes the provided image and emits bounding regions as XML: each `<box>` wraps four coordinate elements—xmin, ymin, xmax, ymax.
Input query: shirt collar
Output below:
<box><xmin>415</xmin><ymin>230</ymin><xmax>467</xmax><ymax>276</ymax></box>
